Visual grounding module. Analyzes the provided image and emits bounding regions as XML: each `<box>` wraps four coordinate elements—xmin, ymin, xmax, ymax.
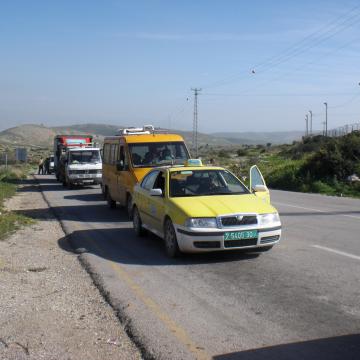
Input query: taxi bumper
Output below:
<box><xmin>175</xmin><ymin>225</ymin><xmax>281</xmax><ymax>253</ymax></box>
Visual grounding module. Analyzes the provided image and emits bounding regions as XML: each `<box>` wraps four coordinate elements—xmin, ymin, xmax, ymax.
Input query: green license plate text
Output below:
<box><xmin>224</xmin><ymin>230</ymin><xmax>258</xmax><ymax>241</ymax></box>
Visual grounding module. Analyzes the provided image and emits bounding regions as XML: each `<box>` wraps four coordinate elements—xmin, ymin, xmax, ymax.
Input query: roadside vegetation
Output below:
<box><xmin>0</xmin><ymin>165</ymin><xmax>34</xmax><ymax>239</ymax></box>
<box><xmin>199</xmin><ymin>131</ymin><xmax>360</xmax><ymax>198</ymax></box>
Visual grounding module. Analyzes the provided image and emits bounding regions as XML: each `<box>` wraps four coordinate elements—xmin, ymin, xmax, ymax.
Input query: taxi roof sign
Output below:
<box><xmin>185</xmin><ymin>159</ymin><xmax>202</xmax><ymax>167</ymax></box>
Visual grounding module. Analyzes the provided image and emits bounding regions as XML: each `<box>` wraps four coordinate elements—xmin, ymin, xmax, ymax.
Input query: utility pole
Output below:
<box><xmin>305</xmin><ymin>114</ymin><xmax>309</xmax><ymax>137</ymax></box>
<box><xmin>324</xmin><ymin>102</ymin><xmax>328</xmax><ymax>137</ymax></box>
<box><xmin>191</xmin><ymin>88</ymin><xmax>201</xmax><ymax>158</ymax></box>
<box><xmin>309</xmin><ymin>110</ymin><xmax>313</xmax><ymax>135</ymax></box>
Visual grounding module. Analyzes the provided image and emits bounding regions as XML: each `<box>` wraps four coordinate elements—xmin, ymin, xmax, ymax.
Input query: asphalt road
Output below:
<box><xmin>33</xmin><ymin>175</ymin><xmax>360</xmax><ymax>360</ymax></box>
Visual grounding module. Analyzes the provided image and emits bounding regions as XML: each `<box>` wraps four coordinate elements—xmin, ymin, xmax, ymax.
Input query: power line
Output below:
<box><xmin>201</xmin><ymin>91</ymin><xmax>359</xmax><ymax>97</ymax></box>
<box><xmin>201</xmin><ymin>4</ymin><xmax>360</xmax><ymax>90</ymax></box>
<box><xmin>253</xmin><ymin>4</ymin><xmax>360</xmax><ymax>71</ymax></box>
<box><xmin>252</xmin><ymin>9</ymin><xmax>360</xmax><ymax>73</ymax></box>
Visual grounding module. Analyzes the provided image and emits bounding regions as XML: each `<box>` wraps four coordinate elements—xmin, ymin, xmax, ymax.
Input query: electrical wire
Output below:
<box><xmin>201</xmin><ymin>4</ymin><xmax>360</xmax><ymax>90</ymax></box>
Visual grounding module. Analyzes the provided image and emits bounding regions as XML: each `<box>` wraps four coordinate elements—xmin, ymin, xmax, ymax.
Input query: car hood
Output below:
<box><xmin>171</xmin><ymin>194</ymin><xmax>277</xmax><ymax>217</ymax></box>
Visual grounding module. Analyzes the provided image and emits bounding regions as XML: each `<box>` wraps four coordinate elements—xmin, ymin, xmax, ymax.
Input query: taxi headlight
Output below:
<box><xmin>258</xmin><ymin>213</ymin><xmax>280</xmax><ymax>225</ymax></box>
<box><xmin>185</xmin><ymin>218</ymin><xmax>218</xmax><ymax>228</ymax></box>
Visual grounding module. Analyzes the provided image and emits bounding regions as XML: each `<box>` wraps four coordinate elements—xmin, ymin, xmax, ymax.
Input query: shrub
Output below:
<box><xmin>237</xmin><ymin>149</ymin><xmax>247</xmax><ymax>156</ymax></box>
<box><xmin>218</xmin><ymin>149</ymin><xmax>230</xmax><ymax>158</ymax></box>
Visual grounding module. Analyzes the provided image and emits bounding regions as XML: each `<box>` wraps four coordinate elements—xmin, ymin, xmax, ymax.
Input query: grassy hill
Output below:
<box><xmin>205</xmin><ymin>132</ymin><xmax>360</xmax><ymax>198</ymax></box>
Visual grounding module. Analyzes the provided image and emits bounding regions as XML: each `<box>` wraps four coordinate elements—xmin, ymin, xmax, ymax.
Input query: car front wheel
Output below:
<box><xmin>164</xmin><ymin>219</ymin><xmax>181</xmax><ymax>258</ymax></box>
<box><xmin>133</xmin><ymin>206</ymin><xmax>146</xmax><ymax>237</ymax></box>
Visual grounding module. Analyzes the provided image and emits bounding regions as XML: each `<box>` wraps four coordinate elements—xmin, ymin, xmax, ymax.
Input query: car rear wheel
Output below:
<box><xmin>127</xmin><ymin>195</ymin><xmax>133</xmax><ymax>220</ymax></box>
<box><xmin>164</xmin><ymin>219</ymin><xmax>181</xmax><ymax>258</ymax></box>
<box><xmin>133</xmin><ymin>206</ymin><xmax>146</xmax><ymax>237</ymax></box>
<box><xmin>107</xmin><ymin>190</ymin><xmax>116</xmax><ymax>209</ymax></box>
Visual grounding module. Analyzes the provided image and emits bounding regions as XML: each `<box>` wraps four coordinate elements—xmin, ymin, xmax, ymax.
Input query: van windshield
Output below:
<box><xmin>129</xmin><ymin>142</ymin><xmax>189</xmax><ymax>168</ymax></box>
<box><xmin>69</xmin><ymin>150</ymin><xmax>101</xmax><ymax>164</ymax></box>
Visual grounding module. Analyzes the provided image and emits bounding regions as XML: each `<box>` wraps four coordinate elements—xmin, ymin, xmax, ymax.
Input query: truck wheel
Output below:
<box><xmin>164</xmin><ymin>219</ymin><xmax>181</xmax><ymax>258</ymax></box>
<box><xmin>62</xmin><ymin>177</ymin><xmax>67</xmax><ymax>187</ymax></box>
<box><xmin>107</xmin><ymin>191</ymin><xmax>116</xmax><ymax>209</ymax></box>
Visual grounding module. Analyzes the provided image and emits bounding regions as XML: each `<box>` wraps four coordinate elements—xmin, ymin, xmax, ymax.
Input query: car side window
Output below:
<box><xmin>250</xmin><ymin>166</ymin><xmax>265</xmax><ymax>188</ymax></box>
<box><xmin>153</xmin><ymin>171</ymin><xmax>166</xmax><ymax>194</ymax></box>
<box><xmin>141</xmin><ymin>171</ymin><xmax>159</xmax><ymax>191</ymax></box>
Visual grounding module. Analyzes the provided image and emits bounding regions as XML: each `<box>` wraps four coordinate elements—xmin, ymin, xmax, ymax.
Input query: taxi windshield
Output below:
<box><xmin>170</xmin><ymin>169</ymin><xmax>249</xmax><ymax>197</ymax></box>
<box><xmin>129</xmin><ymin>142</ymin><xmax>189</xmax><ymax>168</ymax></box>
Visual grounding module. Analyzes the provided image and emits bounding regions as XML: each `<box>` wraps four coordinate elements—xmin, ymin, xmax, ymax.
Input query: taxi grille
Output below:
<box><xmin>260</xmin><ymin>235</ymin><xmax>280</xmax><ymax>244</ymax></box>
<box><xmin>220</xmin><ymin>215</ymin><xmax>257</xmax><ymax>227</ymax></box>
<box><xmin>194</xmin><ymin>241</ymin><xmax>221</xmax><ymax>249</ymax></box>
<box><xmin>224</xmin><ymin>238</ymin><xmax>258</xmax><ymax>248</ymax></box>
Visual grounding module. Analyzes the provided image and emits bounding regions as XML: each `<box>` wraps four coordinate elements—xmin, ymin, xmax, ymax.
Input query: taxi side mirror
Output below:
<box><xmin>150</xmin><ymin>188</ymin><xmax>163</xmax><ymax>196</ymax></box>
<box><xmin>253</xmin><ymin>184</ymin><xmax>267</xmax><ymax>192</ymax></box>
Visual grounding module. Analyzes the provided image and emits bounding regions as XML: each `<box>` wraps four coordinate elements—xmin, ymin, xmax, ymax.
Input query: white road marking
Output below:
<box><xmin>312</xmin><ymin>245</ymin><xmax>360</xmax><ymax>261</ymax></box>
<box><xmin>274</xmin><ymin>202</ymin><xmax>326</xmax><ymax>212</ymax></box>
<box><xmin>273</xmin><ymin>201</ymin><xmax>360</xmax><ymax>220</ymax></box>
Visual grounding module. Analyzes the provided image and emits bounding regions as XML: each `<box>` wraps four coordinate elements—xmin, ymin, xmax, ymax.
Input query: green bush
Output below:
<box><xmin>218</xmin><ymin>149</ymin><xmax>230</xmax><ymax>158</ymax></box>
<box><xmin>310</xmin><ymin>180</ymin><xmax>337</xmax><ymax>195</ymax></box>
<box><xmin>237</xmin><ymin>149</ymin><xmax>247</xmax><ymax>156</ymax></box>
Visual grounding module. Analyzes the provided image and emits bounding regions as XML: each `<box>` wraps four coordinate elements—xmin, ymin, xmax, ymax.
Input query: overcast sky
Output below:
<box><xmin>1</xmin><ymin>0</ymin><xmax>360</xmax><ymax>133</ymax></box>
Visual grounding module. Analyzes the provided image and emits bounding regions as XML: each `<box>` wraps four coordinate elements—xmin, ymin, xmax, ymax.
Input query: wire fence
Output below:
<box><xmin>327</xmin><ymin>122</ymin><xmax>360</xmax><ymax>137</ymax></box>
<box><xmin>0</xmin><ymin>149</ymin><xmax>29</xmax><ymax>168</ymax></box>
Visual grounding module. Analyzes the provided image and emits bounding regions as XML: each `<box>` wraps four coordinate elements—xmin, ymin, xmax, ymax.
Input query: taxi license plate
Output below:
<box><xmin>224</xmin><ymin>230</ymin><xmax>258</xmax><ymax>241</ymax></box>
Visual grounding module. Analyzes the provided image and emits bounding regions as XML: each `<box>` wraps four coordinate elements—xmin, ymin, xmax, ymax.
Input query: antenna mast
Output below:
<box><xmin>191</xmin><ymin>88</ymin><xmax>201</xmax><ymax>158</ymax></box>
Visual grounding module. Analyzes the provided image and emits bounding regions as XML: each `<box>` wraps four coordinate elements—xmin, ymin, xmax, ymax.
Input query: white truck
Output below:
<box><xmin>62</xmin><ymin>147</ymin><xmax>102</xmax><ymax>188</ymax></box>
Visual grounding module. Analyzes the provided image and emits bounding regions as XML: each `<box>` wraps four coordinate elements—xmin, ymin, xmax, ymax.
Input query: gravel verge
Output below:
<box><xmin>0</xmin><ymin>178</ymin><xmax>142</xmax><ymax>360</ymax></box>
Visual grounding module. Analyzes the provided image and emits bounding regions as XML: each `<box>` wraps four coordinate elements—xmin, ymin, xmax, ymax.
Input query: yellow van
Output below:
<box><xmin>102</xmin><ymin>125</ymin><xmax>190</xmax><ymax>216</ymax></box>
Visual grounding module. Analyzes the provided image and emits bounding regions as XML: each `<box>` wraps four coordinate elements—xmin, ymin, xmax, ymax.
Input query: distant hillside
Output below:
<box><xmin>0</xmin><ymin>124</ymin><xmax>55</xmax><ymax>148</ymax></box>
<box><xmin>0</xmin><ymin>123</ymin><xmax>233</xmax><ymax>150</ymax></box>
<box><xmin>0</xmin><ymin>123</ymin><xmax>304</xmax><ymax>151</ymax></box>
<box><xmin>211</xmin><ymin>131</ymin><xmax>304</xmax><ymax>145</ymax></box>
<box><xmin>52</xmin><ymin>123</ymin><xmax>120</xmax><ymax>137</ymax></box>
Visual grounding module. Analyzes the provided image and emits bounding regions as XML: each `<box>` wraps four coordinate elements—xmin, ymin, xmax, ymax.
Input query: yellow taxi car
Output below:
<box><xmin>132</xmin><ymin>160</ymin><xmax>281</xmax><ymax>257</ymax></box>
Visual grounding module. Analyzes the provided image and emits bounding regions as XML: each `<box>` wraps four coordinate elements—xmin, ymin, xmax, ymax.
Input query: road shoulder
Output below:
<box><xmin>0</xmin><ymin>177</ymin><xmax>141</xmax><ymax>360</ymax></box>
